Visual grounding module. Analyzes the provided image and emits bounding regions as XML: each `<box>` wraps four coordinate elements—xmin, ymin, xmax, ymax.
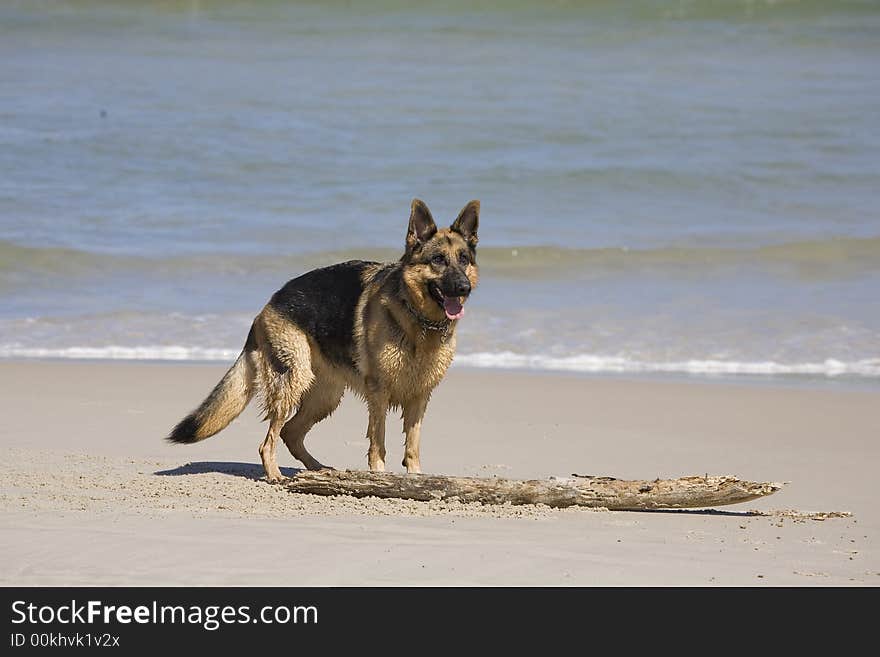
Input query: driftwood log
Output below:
<box><xmin>284</xmin><ymin>470</ymin><xmax>783</xmax><ymax>510</ymax></box>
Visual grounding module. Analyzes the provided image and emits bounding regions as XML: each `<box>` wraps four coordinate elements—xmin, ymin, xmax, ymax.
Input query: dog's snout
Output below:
<box><xmin>441</xmin><ymin>269</ymin><xmax>471</xmax><ymax>297</ymax></box>
<box><xmin>449</xmin><ymin>276</ymin><xmax>471</xmax><ymax>297</ymax></box>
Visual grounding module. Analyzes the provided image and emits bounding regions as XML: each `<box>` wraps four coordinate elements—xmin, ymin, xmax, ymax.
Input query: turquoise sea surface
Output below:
<box><xmin>1</xmin><ymin>1</ymin><xmax>879</xmax><ymax>384</ymax></box>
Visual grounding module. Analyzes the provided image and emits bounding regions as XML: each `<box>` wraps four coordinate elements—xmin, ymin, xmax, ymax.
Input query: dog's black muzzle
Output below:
<box><xmin>442</xmin><ymin>270</ymin><xmax>471</xmax><ymax>298</ymax></box>
<box><xmin>430</xmin><ymin>271</ymin><xmax>471</xmax><ymax>306</ymax></box>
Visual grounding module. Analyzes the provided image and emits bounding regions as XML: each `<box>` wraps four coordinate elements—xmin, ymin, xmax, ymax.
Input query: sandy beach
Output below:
<box><xmin>2</xmin><ymin>1</ymin><xmax>878</xmax><ymax>597</ymax></box>
<box><xmin>0</xmin><ymin>360</ymin><xmax>876</xmax><ymax>586</ymax></box>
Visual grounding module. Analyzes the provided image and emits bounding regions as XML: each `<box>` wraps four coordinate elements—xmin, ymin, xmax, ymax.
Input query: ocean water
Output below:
<box><xmin>1</xmin><ymin>0</ymin><xmax>879</xmax><ymax>384</ymax></box>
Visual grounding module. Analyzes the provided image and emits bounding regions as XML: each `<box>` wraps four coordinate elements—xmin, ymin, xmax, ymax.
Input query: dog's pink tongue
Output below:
<box><xmin>443</xmin><ymin>296</ymin><xmax>464</xmax><ymax>320</ymax></box>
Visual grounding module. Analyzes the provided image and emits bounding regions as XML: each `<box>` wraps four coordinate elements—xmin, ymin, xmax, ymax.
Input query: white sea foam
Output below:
<box><xmin>0</xmin><ymin>345</ymin><xmax>239</xmax><ymax>361</ymax></box>
<box><xmin>1</xmin><ymin>344</ymin><xmax>878</xmax><ymax>379</ymax></box>
<box><xmin>454</xmin><ymin>351</ymin><xmax>880</xmax><ymax>378</ymax></box>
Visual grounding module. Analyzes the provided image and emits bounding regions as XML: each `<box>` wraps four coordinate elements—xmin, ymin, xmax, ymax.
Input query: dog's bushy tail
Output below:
<box><xmin>166</xmin><ymin>327</ymin><xmax>257</xmax><ymax>445</ymax></box>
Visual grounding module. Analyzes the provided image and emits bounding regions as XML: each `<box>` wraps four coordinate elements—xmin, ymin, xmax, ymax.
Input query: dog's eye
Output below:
<box><xmin>458</xmin><ymin>252</ymin><xmax>470</xmax><ymax>266</ymax></box>
<box><xmin>431</xmin><ymin>254</ymin><xmax>447</xmax><ymax>266</ymax></box>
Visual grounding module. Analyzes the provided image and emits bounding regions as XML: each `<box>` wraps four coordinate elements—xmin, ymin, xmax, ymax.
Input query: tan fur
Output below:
<box><xmin>172</xmin><ymin>199</ymin><xmax>479</xmax><ymax>481</ymax></box>
<box><xmin>351</xmin><ymin>227</ymin><xmax>479</xmax><ymax>474</ymax></box>
<box><xmin>191</xmin><ymin>352</ymin><xmax>256</xmax><ymax>440</ymax></box>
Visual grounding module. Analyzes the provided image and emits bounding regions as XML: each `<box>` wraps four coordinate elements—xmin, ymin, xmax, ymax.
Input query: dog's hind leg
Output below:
<box><xmin>259</xmin><ymin>416</ymin><xmax>286</xmax><ymax>483</ymax></box>
<box><xmin>252</xmin><ymin>316</ymin><xmax>315</xmax><ymax>482</ymax></box>
<box><xmin>280</xmin><ymin>378</ymin><xmax>345</xmax><ymax>471</ymax></box>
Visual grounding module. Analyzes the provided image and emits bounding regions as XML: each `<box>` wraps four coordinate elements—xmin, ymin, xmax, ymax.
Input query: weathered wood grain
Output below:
<box><xmin>283</xmin><ymin>470</ymin><xmax>784</xmax><ymax>510</ymax></box>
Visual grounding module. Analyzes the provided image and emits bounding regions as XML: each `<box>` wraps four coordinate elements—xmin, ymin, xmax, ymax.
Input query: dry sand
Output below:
<box><xmin>1</xmin><ymin>360</ymin><xmax>877</xmax><ymax>585</ymax></box>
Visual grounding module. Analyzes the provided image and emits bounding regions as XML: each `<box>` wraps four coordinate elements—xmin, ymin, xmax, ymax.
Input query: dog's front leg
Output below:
<box><xmin>402</xmin><ymin>395</ymin><xmax>428</xmax><ymax>474</ymax></box>
<box><xmin>366</xmin><ymin>394</ymin><xmax>389</xmax><ymax>472</ymax></box>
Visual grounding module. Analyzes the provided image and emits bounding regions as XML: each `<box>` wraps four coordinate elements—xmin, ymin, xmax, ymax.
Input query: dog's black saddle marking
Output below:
<box><xmin>268</xmin><ymin>260</ymin><xmax>376</xmax><ymax>370</ymax></box>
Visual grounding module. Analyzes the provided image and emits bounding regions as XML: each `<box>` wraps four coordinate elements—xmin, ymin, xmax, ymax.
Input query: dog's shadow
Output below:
<box><xmin>154</xmin><ymin>461</ymin><xmax>301</xmax><ymax>481</ymax></box>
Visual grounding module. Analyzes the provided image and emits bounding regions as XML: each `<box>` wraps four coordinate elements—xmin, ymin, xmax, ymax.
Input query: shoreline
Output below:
<box><xmin>1</xmin><ymin>355</ymin><xmax>878</xmax><ymax>393</ymax></box>
<box><xmin>1</xmin><ymin>360</ymin><xmax>877</xmax><ymax>585</ymax></box>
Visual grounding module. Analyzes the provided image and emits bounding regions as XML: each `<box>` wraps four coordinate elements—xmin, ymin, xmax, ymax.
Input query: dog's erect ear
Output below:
<box><xmin>451</xmin><ymin>200</ymin><xmax>479</xmax><ymax>249</ymax></box>
<box><xmin>406</xmin><ymin>198</ymin><xmax>438</xmax><ymax>252</ymax></box>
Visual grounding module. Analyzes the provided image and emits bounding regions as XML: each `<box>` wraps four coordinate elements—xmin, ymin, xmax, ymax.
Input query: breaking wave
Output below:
<box><xmin>1</xmin><ymin>344</ymin><xmax>878</xmax><ymax>379</ymax></box>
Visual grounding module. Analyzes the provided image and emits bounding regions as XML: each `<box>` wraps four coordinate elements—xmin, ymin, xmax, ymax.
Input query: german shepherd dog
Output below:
<box><xmin>167</xmin><ymin>199</ymin><xmax>479</xmax><ymax>482</ymax></box>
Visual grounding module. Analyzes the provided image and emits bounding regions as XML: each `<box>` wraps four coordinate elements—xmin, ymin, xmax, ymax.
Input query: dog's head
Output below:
<box><xmin>401</xmin><ymin>199</ymin><xmax>480</xmax><ymax>322</ymax></box>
